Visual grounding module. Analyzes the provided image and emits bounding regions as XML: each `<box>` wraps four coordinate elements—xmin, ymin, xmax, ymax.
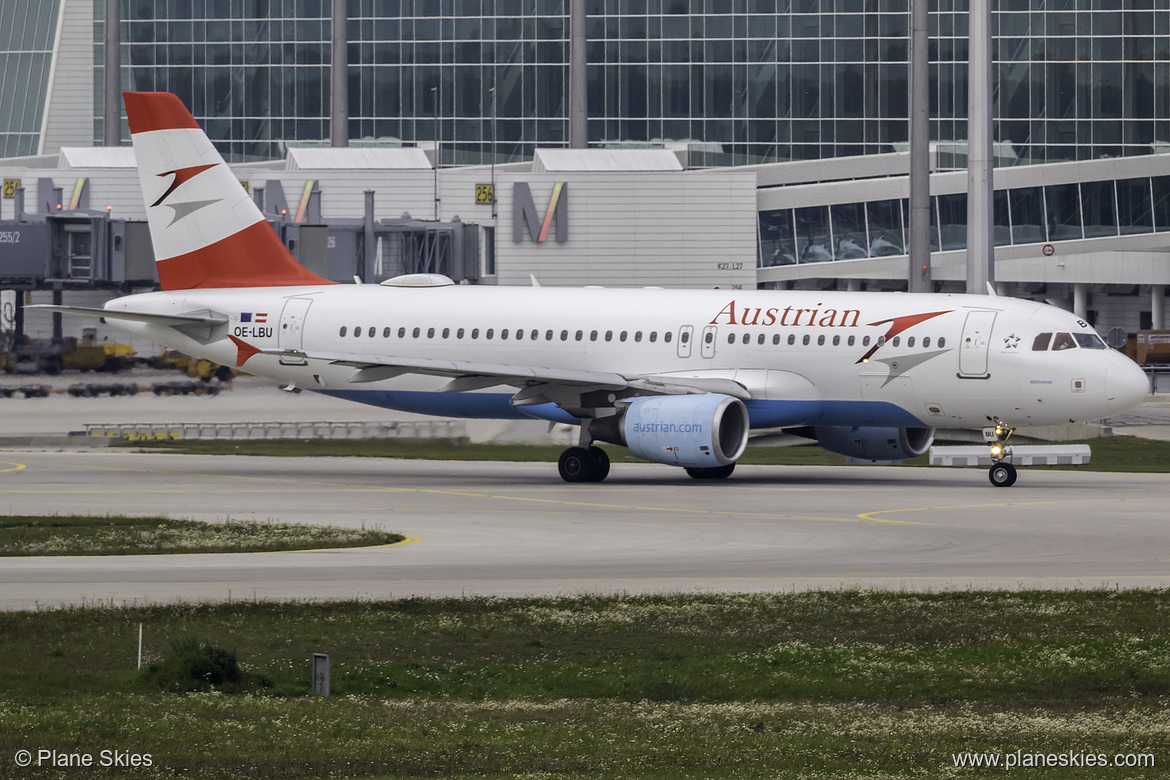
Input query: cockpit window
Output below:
<box><xmin>1051</xmin><ymin>332</ymin><xmax>1077</xmax><ymax>351</ymax></box>
<box><xmin>1032</xmin><ymin>333</ymin><xmax>1052</xmax><ymax>351</ymax></box>
<box><xmin>1074</xmin><ymin>332</ymin><xmax>1107</xmax><ymax>349</ymax></box>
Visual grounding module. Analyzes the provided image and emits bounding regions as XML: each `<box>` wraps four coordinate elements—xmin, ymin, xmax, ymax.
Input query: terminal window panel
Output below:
<box><xmin>756</xmin><ymin>175</ymin><xmax>1170</xmax><ymax>268</ymax></box>
<box><xmin>110</xmin><ymin>4</ymin><xmax>1170</xmax><ymax>164</ymax></box>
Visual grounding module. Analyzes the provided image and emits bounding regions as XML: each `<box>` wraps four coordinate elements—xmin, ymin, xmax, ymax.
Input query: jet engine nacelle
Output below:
<box><xmin>813</xmin><ymin>425</ymin><xmax>935</xmax><ymax>461</ymax></box>
<box><xmin>590</xmin><ymin>393</ymin><xmax>750</xmax><ymax>469</ymax></box>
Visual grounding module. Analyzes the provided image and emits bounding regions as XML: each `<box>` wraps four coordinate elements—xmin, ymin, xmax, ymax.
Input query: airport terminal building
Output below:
<box><xmin>1</xmin><ymin>0</ymin><xmax>1168</xmax><ymax>341</ymax></box>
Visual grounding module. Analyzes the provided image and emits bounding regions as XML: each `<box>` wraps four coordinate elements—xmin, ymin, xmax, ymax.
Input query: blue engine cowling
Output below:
<box><xmin>813</xmin><ymin>425</ymin><xmax>935</xmax><ymax>461</ymax></box>
<box><xmin>591</xmin><ymin>393</ymin><xmax>749</xmax><ymax>468</ymax></box>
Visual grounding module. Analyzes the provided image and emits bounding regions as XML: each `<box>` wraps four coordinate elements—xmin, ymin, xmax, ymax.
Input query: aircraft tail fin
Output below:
<box><xmin>123</xmin><ymin>91</ymin><xmax>333</xmax><ymax>290</ymax></box>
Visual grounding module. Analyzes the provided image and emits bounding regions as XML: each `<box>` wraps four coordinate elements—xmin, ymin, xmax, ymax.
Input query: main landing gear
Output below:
<box><xmin>558</xmin><ymin>445</ymin><xmax>610</xmax><ymax>483</ymax></box>
<box><xmin>986</xmin><ymin>419</ymin><xmax>1017</xmax><ymax>488</ymax></box>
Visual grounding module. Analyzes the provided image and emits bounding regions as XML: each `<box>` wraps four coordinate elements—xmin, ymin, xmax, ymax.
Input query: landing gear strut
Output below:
<box><xmin>986</xmin><ymin>419</ymin><xmax>1017</xmax><ymax>488</ymax></box>
<box><xmin>558</xmin><ymin>445</ymin><xmax>610</xmax><ymax>483</ymax></box>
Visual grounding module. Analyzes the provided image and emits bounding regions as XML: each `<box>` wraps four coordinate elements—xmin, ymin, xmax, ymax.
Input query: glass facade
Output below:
<box><xmin>114</xmin><ymin>1</ymin><xmax>1170</xmax><ymax>164</ymax></box>
<box><xmin>0</xmin><ymin>0</ymin><xmax>59</xmax><ymax>158</ymax></box>
<box><xmin>759</xmin><ymin>174</ymin><xmax>1170</xmax><ymax>267</ymax></box>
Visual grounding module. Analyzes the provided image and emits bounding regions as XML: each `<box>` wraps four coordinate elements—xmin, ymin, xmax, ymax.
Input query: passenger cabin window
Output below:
<box><xmin>1052</xmin><ymin>332</ymin><xmax>1077</xmax><ymax>351</ymax></box>
<box><xmin>457</xmin><ymin>328</ymin><xmax>465</xmax><ymax>338</ymax></box>
<box><xmin>635</xmin><ymin>331</ymin><xmax>643</xmax><ymax>342</ymax></box>
<box><xmin>788</xmin><ymin>334</ymin><xmax>796</xmax><ymax>345</ymax></box>
<box><xmin>664</xmin><ymin>331</ymin><xmax>672</xmax><ymax>343</ymax></box>
<box><xmin>398</xmin><ymin>327</ymin><xmax>406</xmax><ymax>338</ymax></box>
<box><xmin>575</xmin><ymin>330</ymin><xmax>583</xmax><ymax>341</ymax></box>
<box><xmin>383</xmin><ymin>327</ymin><xmax>391</xmax><ymax>338</ymax></box>
<box><xmin>907</xmin><ymin>336</ymin><xmax>915</xmax><ymax>347</ymax></box>
<box><xmin>727</xmin><ymin>333</ymin><xmax>736</xmax><ymax>345</ymax></box>
<box><xmin>938</xmin><ymin>337</ymin><xmax>946</xmax><ymax>348</ymax></box>
<box><xmin>1032</xmin><ymin>333</ymin><xmax>1053</xmax><ymax>351</ymax></box>
<box><xmin>922</xmin><ymin>337</ymin><xmax>930</xmax><ymax>348</ymax></box>
<box><xmin>772</xmin><ymin>334</ymin><xmax>780</xmax><ymax>345</ymax></box>
<box><xmin>339</xmin><ymin>326</ymin><xmax>347</xmax><ymax>337</ymax></box>
<box><xmin>591</xmin><ymin>330</ymin><xmax>599</xmax><ymax>341</ymax></box>
<box><xmin>802</xmin><ymin>335</ymin><xmax>810</xmax><ymax>345</ymax></box>
<box><xmin>605</xmin><ymin>331</ymin><xmax>613</xmax><ymax>342</ymax></box>
<box><xmin>471</xmin><ymin>328</ymin><xmax>479</xmax><ymax>339</ymax></box>
<box><xmin>427</xmin><ymin>327</ymin><xmax>435</xmax><ymax>338</ymax></box>
<box><xmin>649</xmin><ymin>331</ymin><xmax>658</xmax><ymax>342</ymax></box>
<box><xmin>442</xmin><ymin>328</ymin><xmax>450</xmax><ymax>338</ymax></box>
<box><xmin>832</xmin><ymin>335</ymin><xmax>840</xmax><ymax>346</ymax></box>
<box><xmin>620</xmin><ymin>331</ymin><xmax>628</xmax><ymax>342</ymax></box>
<box><xmin>545</xmin><ymin>330</ymin><xmax>553</xmax><ymax>340</ymax></box>
<box><xmin>757</xmin><ymin>334</ymin><xmax>764</xmax><ymax>345</ymax></box>
<box><xmin>486</xmin><ymin>329</ymin><xmax>494</xmax><ymax>339</ymax></box>
<box><xmin>354</xmin><ymin>325</ymin><xmax>361</xmax><ymax>337</ymax></box>
<box><xmin>531</xmin><ymin>329</ymin><xmax>539</xmax><ymax>340</ymax></box>
<box><xmin>412</xmin><ymin>327</ymin><xmax>420</xmax><ymax>338</ymax></box>
<box><xmin>679</xmin><ymin>331</ymin><xmax>689</xmax><ymax>344</ymax></box>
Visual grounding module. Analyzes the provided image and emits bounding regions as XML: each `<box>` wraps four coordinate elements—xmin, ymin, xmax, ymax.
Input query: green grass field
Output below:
<box><xmin>118</xmin><ymin>434</ymin><xmax>1170</xmax><ymax>472</ymax></box>
<box><xmin>2</xmin><ymin>591</ymin><xmax>1168</xmax><ymax>778</ymax></box>
<box><xmin>0</xmin><ymin>515</ymin><xmax>404</xmax><ymax>556</ymax></box>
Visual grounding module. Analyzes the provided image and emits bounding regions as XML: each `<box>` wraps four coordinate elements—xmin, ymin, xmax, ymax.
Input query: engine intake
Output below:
<box><xmin>813</xmin><ymin>425</ymin><xmax>935</xmax><ymax>461</ymax></box>
<box><xmin>590</xmin><ymin>393</ymin><xmax>749</xmax><ymax>469</ymax></box>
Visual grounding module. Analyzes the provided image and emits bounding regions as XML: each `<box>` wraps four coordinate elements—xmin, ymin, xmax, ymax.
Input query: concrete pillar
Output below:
<box><xmin>331</xmin><ymin>0</ymin><xmax>349</xmax><ymax>147</ymax></box>
<box><xmin>845</xmin><ymin>279</ymin><xmax>862</xmax><ymax>292</ymax></box>
<box><xmin>568</xmin><ymin>0</ymin><xmax>587</xmax><ymax>148</ymax></box>
<box><xmin>362</xmin><ymin>190</ymin><xmax>374</xmax><ymax>282</ymax></box>
<box><xmin>1073</xmin><ymin>283</ymin><xmax>1089</xmax><ymax>319</ymax></box>
<box><xmin>104</xmin><ymin>0</ymin><xmax>121</xmax><ymax>146</ymax></box>
<box><xmin>907</xmin><ymin>0</ymin><xmax>930</xmax><ymax>292</ymax></box>
<box><xmin>1153</xmin><ymin>285</ymin><xmax>1167</xmax><ymax>330</ymax></box>
<box><xmin>966</xmin><ymin>0</ymin><xmax>994</xmax><ymax>294</ymax></box>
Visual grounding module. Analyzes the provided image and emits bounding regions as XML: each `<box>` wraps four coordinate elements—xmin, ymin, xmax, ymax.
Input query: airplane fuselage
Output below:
<box><xmin>104</xmin><ymin>283</ymin><xmax>1147</xmax><ymax>431</ymax></box>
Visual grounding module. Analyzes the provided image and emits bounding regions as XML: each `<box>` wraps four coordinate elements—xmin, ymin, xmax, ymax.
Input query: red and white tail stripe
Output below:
<box><xmin>124</xmin><ymin>91</ymin><xmax>332</xmax><ymax>290</ymax></box>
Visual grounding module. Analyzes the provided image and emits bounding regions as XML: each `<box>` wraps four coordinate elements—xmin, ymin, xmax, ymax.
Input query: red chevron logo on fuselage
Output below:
<box><xmin>855</xmin><ymin>310</ymin><xmax>952</xmax><ymax>363</ymax></box>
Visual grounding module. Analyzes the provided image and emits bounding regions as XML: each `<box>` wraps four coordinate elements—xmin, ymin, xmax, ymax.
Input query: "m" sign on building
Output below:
<box><xmin>513</xmin><ymin>182</ymin><xmax>568</xmax><ymax>243</ymax></box>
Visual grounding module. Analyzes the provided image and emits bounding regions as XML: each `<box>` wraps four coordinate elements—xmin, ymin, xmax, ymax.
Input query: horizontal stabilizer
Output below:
<box><xmin>27</xmin><ymin>305</ymin><xmax>228</xmax><ymax>327</ymax></box>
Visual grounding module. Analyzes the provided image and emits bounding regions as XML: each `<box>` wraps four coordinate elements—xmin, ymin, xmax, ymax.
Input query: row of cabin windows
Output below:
<box><xmin>721</xmin><ymin>332</ymin><xmax>945</xmax><ymax>349</ymax></box>
<box><xmin>335</xmin><ymin>324</ymin><xmax>946</xmax><ymax>350</ymax></box>
<box><xmin>337</xmin><ymin>325</ymin><xmax>676</xmax><ymax>344</ymax></box>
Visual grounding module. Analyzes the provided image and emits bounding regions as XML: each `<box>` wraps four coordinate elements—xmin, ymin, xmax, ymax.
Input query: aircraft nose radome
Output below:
<box><xmin>1105</xmin><ymin>358</ymin><xmax>1150</xmax><ymax>414</ymax></box>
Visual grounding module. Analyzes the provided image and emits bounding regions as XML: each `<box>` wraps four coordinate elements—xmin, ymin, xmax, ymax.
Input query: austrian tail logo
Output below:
<box><xmin>151</xmin><ymin>163</ymin><xmax>220</xmax><ymax>225</ymax></box>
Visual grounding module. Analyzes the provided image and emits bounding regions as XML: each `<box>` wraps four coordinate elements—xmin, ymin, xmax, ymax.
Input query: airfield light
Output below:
<box><xmin>107</xmin><ymin>205</ymin><xmax>112</xmax><ymax>212</ymax></box>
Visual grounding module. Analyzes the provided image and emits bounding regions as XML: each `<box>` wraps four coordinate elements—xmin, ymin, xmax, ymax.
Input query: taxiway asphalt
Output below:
<box><xmin>2</xmin><ymin>450</ymin><xmax>1169</xmax><ymax>609</ymax></box>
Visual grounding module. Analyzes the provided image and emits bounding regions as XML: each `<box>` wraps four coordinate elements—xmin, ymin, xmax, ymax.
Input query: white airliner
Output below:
<box><xmin>38</xmin><ymin>92</ymin><xmax>1151</xmax><ymax>486</ymax></box>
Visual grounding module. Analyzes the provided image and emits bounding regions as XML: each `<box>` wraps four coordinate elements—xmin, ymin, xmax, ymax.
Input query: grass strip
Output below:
<box><xmin>0</xmin><ymin>515</ymin><xmax>403</xmax><ymax>556</ymax></box>
<box><xmin>2</xmin><ymin>591</ymin><xmax>1169</xmax><ymax>778</ymax></box>
<box><xmin>117</xmin><ymin>435</ymin><xmax>1170</xmax><ymax>472</ymax></box>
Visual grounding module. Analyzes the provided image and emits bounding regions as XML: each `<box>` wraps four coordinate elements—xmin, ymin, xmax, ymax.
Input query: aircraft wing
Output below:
<box><xmin>258</xmin><ymin>347</ymin><xmax>751</xmax><ymax>400</ymax></box>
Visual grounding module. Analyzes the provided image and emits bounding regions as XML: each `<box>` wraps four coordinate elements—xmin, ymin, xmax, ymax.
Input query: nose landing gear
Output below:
<box><xmin>986</xmin><ymin>420</ymin><xmax>1017</xmax><ymax>487</ymax></box>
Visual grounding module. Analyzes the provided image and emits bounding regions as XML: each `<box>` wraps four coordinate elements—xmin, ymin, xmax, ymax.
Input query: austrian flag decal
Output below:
<box><xmin>240</xmin><ymin>312</ymin><xmax>267</xmax><ymax>323</ymax></box>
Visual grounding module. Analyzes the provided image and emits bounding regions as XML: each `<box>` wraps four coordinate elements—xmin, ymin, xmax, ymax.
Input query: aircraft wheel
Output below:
<box><xmin>988</xmin><ymin>462</ymin><xmax>1017</xmax><ymax>488</ymax></box>
<box><xmin>587</xmin><ymin>446</ymin><xmax>610</xmax><ymax>482</ymax></box>
<box><xmin>685</xmin><ymin>463</ymin><xmax>736</xmax><ymax>480</ymax></box>
<box><xmin>558</xmin><ymin>447</ymin><xmax>595</xmax><ymax>483</ymax></box>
